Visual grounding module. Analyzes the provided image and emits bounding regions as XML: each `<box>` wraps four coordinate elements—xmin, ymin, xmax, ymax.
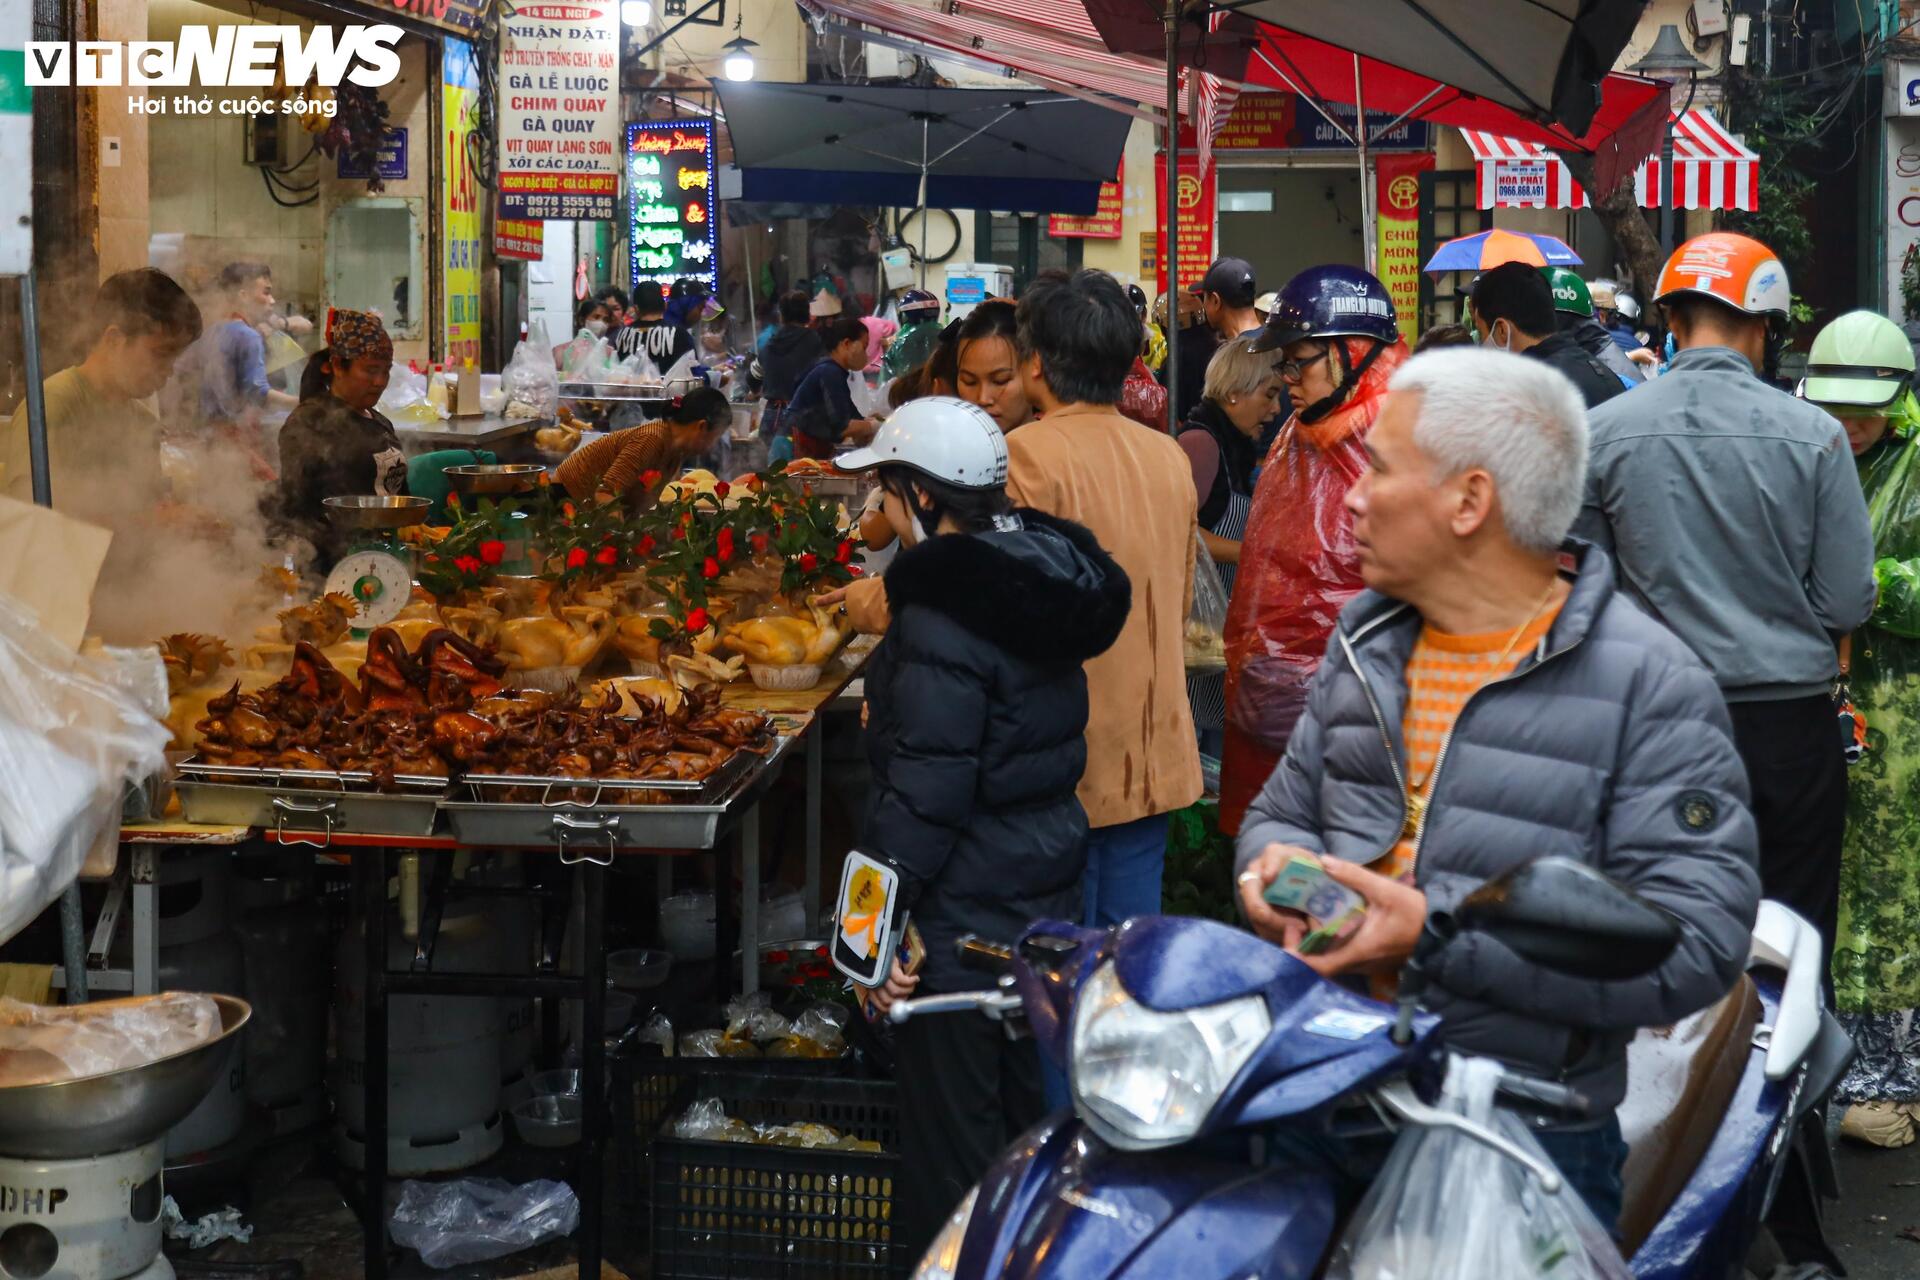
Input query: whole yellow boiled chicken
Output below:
<box><xmin>497</xmin><ymin>606</ymin><xmax>615</xmax><ymax>670</ymax></box>
<box><xmin>721</xmin><ymin>602</ymin><xmax>845</xmax><ymax>667</ymax></box>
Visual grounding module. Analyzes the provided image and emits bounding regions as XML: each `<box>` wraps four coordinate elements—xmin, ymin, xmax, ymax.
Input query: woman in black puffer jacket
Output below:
<box><xmin>835</xmin><ymin>397</ymin><xmax>1130</xmax><ymax>1259</ymax></box>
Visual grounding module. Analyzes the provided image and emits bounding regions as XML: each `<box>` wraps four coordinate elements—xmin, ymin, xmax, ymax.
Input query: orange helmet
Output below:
<box><xmin>1655</xmin><ymin>232</ymin><xmax>1791</xmax><ymax>317</ymax></box>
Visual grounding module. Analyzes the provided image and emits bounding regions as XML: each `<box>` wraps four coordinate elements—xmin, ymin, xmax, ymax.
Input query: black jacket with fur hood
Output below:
<box><xmin>864</xmin><ymin>508</ymin><xmax>1131</xmax><ymax>992</ymax></box>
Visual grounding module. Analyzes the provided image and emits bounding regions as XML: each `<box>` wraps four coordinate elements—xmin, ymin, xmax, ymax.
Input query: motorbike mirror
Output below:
<box><xmin>1451</xmin><ymin>857</ymin><xmax>1681</xmax><ymax>981</ymax></box>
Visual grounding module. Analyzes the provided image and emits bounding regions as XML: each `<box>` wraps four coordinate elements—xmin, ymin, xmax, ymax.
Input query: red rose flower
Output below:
<box><xmin>715</xmin><ymin>528</ymin><xmax>735</xmax><ymax>563</ymax></box>
<box><xmin>702</xmin><ymin>556</ymin><xmax>721</xmax><ymax>579</ymax></box>
<box><xmin>455</xmin><ymin>555</ymin><xmax>483</xmax><ymax>575</ymax></box>
<box><xmin>478</xmin><ymin>539</ymin><xmax>506</xmax><ymax>566</ymax></box>
<box><xmin>561</xmin><ymin>501</ymin><xmax>576</xmax><ymax>521</ymax></box>
<box><xmin>745</xmin><ymin>474</ymin><xmax>763</xmax><ymax>492</ymax></box>
<box><xmin>425</xmin><ymin>553</ymin><xmax>442</xmax><ymax>564</ymax></box>
<box><xmin>671</xmin><ymin>527</ymin><xmax>686</xmax><ymax>542</ymax></box>
<box><xmin>849</xmin><ymin>564</ymin><xmax>865</xmax><ymax>577</ymax></box>
<box><xmin>714</xmin><ymin>480</ymin><xmax>730</xmax><ymax>499</ymax></box>
<box><xmin>750</xmin><ymin>532</ymin><xmax>769</xmax><ymax>554</ymax></box>
<box><xmin>640</xmin><ymin>469</ymin><xmax>663</xmax><ymax>489</ymax></box>
<box><xmin>636</xmin><ymin>534</ymin><xmax>656</xmax><ymax>555</ymax></box>
<box><xmin>595</xmin><ymin>545</ymin><xmax>619</xmax><ymax>567</ymax></box>
<box><xmin>566</xmin><ymin>547</ymin><xmax>588</xmax><ymax>569</ymax></box>
<box><xmin>799</xmin><ymin>552</ymin><xmax>819</xmax><ymax>573</ymax></box>
<box><xmin>834</xmin><ymin>539</ymin><xmax>853</xmax><ymax>564</ymax></box>
<box><xmin>684</xmin><ymin>606</ymin><xmax>710</xmax><ymax>634</ymax></box>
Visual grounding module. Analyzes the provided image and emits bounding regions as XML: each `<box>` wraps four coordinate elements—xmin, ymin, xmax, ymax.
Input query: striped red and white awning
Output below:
<box><xmin>1463</xmin><ymin>108</ymin><xmax>1758</xmax><ymax>211</ymax></box>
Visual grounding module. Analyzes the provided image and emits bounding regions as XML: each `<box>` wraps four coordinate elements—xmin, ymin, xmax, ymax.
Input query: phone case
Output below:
<box><xmin>832</xmin><ymin>849</ymin><xmax>907</xmax><ymax>988</ymax></box>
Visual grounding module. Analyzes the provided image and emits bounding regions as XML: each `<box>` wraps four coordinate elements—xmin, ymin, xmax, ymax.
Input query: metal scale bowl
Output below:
<box><xmin>0</xmin><ymin>994</ymin><xmax>250</xmax><ymax>1280</ymax></box>
<box><xmin>440</xmin><ymin>464</ymin><xmax>543</xmax><ymax>496</ymax></box>
<box><xmin>322</xmin><ymin>496</ymin><xmax>431</xmax><ymax>633</ymax></box>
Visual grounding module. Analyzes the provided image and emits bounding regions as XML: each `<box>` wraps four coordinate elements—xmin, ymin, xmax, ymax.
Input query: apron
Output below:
<box><xmin>1186</xmin><ymin>484</ymin><xmax>1252</xmax><ymax>730</ymax></box>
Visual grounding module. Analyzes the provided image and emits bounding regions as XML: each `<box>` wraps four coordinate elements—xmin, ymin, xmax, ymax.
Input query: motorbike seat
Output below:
<box><xmin>1615</xmin><ymin>974</ymin><xmax>1761</xmax><ymax>1254</ymax></box>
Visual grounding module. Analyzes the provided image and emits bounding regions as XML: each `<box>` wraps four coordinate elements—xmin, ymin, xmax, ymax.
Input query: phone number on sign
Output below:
<box><xmin>511</xmin><ymin>195</ymin><xmax>613</xmax><ymax>218</ymax></box>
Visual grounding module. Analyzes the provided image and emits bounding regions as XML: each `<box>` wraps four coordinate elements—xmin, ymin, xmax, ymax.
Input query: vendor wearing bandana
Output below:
<box><xmin>271</xmin><ymin>308</ymin><xmax>407</xmax><ymax>565</ymax></box>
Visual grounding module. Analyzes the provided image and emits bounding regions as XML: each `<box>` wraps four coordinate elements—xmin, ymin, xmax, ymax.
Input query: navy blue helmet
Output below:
<box><xmin>1251</xmin><ymin>265</ymin><xmax>1400</xmax><ymax>353</ymax></box>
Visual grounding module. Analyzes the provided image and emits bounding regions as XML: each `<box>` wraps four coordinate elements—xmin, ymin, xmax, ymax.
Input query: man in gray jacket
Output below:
<box><xmin>1574</xmin><ymin>233</ymin><xmax>1875</xmax><ymax>957</ymax></box>
<box><xmin>1236</xmin><ymin>347</ymin><xmax>1760</xmax><ymax>1230</ymax></box>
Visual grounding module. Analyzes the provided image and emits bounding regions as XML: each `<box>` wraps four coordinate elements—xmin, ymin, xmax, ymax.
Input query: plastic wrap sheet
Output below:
<box><xmin>1219</xmin><ymin>339</ymin><xmax>1405</xmax><ymax>831</ymax></box>
<box><xmin>0</xmin><ymin>993</ymin><xmax>220</xmax><ymax>1085</ymax></box>
<box><xmin>0</xmin><ymin>598</ymin><xmax>170</xmax><ymax>945</ymax></box>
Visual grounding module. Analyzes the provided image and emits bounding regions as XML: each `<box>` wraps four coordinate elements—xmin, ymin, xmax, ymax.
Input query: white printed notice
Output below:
<box><xmin>498</xmin><ymin>2</ymin><xmax>619</xmax><ymax>221</ymax></box>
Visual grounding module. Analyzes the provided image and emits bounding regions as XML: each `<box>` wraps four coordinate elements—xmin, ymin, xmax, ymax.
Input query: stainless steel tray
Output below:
<box><xmin>173</xmin><ymin>759</ymin><xmax>448</xmax><ymax>844</ymax></box>
<box><xmin>558</xmin><ymin>379</ymin><xmax>701</xmax><ymax>402</ymax></box>
<box><xmin>460</xmin><ymin>746</ymin><xmax>754</xmax><ymax>801</ymax></box>
<box><xmin>440</xmin><ymin>734</ymin><xmax>796</xmax><ymax>855</ymax></box>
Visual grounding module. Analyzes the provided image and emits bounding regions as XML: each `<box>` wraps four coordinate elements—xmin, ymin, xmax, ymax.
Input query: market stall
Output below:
<box><xmin>8</xmin><ymin>449</ymin><xmax>888</xmax><ymax>1278</ymax></box>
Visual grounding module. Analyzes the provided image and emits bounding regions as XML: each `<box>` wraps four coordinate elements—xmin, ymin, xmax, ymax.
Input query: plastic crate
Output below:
<box><xmin>648</xmin><ymin>1072</ymin><xmax>903</xmax><ymax>1279</ymax></box>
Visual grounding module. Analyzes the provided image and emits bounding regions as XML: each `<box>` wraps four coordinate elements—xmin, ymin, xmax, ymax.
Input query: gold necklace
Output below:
<box><xmin>1403</xmin><ymin>579</ymin><xmax>1562</xmax><ymax>837</ymax></box>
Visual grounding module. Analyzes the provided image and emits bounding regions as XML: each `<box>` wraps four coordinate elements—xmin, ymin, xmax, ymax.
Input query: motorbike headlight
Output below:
<box><xmin>1071</xmin><ymin>961</ymin><xmax>1269</xmax><ymax>1150</ymax></box>
<box><xmin>911</xmin><ymin>1185</ymin><xmax>978</xmax><ymax>1280</ymax></box>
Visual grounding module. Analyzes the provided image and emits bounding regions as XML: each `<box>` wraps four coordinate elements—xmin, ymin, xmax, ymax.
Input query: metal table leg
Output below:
<box><xmin>805</xmin><ymin>721</ymin><xmax>823</xmax><ymax>933</ymax></box>
<box><xmin>130</xmin><ymin>848</ymin><xmax>159</xmax><ymax>996</ymax></box>
<box><xmin>713</xmin><ymin>840</ymin><xmax>736</xmax><ymax>1004</ymax></box>
<box><xmin>57</xmin><ymin>884</ymin><xmax>87</xmax><ymax>1003</ymax></box>
<box><xmin>578</xmin><ymin>859</ymin><xmax>607</xmax><ymax>1279</ymax></box>
<box><xmin>740</xmin><ymin>806</ymin><xmax>760</xmax><ymax>996</ymax></box>
<box><xmin>359</xmin><ymin>848</ymin><xmax>390</xmax><ymax>1280</ymax></box>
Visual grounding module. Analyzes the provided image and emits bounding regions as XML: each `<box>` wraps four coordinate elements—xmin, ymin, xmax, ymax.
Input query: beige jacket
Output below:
<box><xmin>1006</xmin><ymin>408</ymin><xmax>1202</xmax><ymax>828</ymax></box>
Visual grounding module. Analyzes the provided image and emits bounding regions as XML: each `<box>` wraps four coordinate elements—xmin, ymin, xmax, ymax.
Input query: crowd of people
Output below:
<box><xmin>828</xmin><ymin>231</ymin><xmax>1920</xmax><ymax>1266</ymax></box>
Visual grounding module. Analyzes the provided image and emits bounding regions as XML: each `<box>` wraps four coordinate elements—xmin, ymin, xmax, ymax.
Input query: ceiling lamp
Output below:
<box><xmin>722</xmin><ymin>13</ymin><xmax>757</xmax><ymax>81</ymax></box>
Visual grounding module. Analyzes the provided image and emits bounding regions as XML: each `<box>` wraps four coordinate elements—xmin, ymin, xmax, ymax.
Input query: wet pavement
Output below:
<box><xmin>1829</xmin><ymin>1136</ymin><xmax>1920</xmax><ymax>1279</ymax></box>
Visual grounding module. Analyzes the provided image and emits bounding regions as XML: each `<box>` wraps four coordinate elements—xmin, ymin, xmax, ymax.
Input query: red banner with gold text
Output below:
<box><xmin>1375</xmin><ymin>152</ymin><xmax>1434</xmax><ymax>345</ymax></box>
<box><xmin>1153</xmin><ymin>151</ymin><xmax>1216</xmax><ymax>297</ymax></box>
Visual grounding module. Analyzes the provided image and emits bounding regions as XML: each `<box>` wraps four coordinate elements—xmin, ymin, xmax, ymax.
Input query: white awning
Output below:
<box><xmin>1462</xmin><ymin>108</ymin><xmax>1758</xmax><ymax>211</ymax></box>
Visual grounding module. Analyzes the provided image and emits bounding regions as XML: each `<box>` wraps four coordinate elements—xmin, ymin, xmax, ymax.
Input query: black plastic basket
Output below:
<box><xmin>648</xmin><ymin>1072</ymin><xmax>903</xmax><ymax>1279</ymax></box>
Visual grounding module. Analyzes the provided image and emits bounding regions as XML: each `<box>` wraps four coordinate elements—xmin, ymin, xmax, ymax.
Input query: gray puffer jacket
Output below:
<box><xmin>1235</xmin><ymin>543</ymin><xmax>1761</xmax><ymax>1115</ymax></box>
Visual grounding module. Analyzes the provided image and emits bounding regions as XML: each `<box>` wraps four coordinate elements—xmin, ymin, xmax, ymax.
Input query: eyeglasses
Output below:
<box><xmin>1276</xmin><ymin>346</ymin><xmax>1332</xmax><ymax>383</ymax></box>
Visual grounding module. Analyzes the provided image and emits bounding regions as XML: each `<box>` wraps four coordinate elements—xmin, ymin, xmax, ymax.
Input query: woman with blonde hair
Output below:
<box><xmin>1180</xmin><ymin>336</ymin><xmax>1280</xmax><ymax>751</ymax></box>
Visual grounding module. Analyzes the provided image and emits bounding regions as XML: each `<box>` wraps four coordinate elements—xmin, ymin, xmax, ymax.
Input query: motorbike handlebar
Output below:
<box><xmin>955</xmin><ymin>934</ymin><xmax>1015</xmax><ymax>974</ymax></box>
<box><xmin>1494</xmin><ymin>1072</ymin><xmax>1593</xmax><ymax>1120</ymax></box>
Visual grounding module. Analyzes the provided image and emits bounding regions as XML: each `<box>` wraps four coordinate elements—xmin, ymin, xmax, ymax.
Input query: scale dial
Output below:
<box><xmin>324</xmin><ymin>549</ymin><xmax>413</xmax><ymax>629</ymax></box>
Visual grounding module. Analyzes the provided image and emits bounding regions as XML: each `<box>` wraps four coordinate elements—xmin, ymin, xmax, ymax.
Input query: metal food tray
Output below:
<box><xmin>173</xmin><ymin>759</ymin><xmax>449</xmax><ymax>844</ymax></box>
<box><xmin>439</xmin><ymin>733</ymin><xmax>796</xmax><ymax>857</ymax></box>
<box><xmin>558</xmin><ymin>379</ymin><xmax>701</xmax><ymax>402</ymax></box>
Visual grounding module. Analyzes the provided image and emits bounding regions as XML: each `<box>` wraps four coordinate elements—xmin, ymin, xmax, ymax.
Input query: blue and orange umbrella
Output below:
<box><xmin>1424</xmin><ymin>228</ymin><xmax>1581</xmax><ymax>274</ymax></box>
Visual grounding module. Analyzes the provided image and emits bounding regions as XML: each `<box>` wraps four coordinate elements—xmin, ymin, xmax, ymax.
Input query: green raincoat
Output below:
<box><xmin>1835</xmin><ymin>391</ymin><xmax>1920</xmax><ymax>1016</ymax></box>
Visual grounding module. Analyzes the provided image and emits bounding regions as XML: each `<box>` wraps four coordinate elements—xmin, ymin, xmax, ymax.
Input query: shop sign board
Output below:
<box><xmin>625</xmin><ymin>119</ymin><xmax>717</xmax><ymax>290</ymax></box>
<box><xmin>337</xmin><ymin>127</ymin><xmax>407</xmax><ymax>180</ymax></box>
<box><xmin>359</xmin><ymin>0</ymin><xmax>490</xmax><ymax>38</ymax></box>
<box><xmin>495</xmin><ymin>212</ymin><xmax>545</xmax><ymax>260</ymax></box>
<box><xmin>1375</xmin><ymin>152</ymin><xmax>1434</xmax><ymax>344</ymax></box>
<box><xmin>1154</xmin><ymin>150</ymin><xmax>1216</xmax><ymax>296</ymax></box>
<box><xmin>1183</xmin><ymin>94</ymin><xmax>1429</xmax><ymax>152</ymax></box>
<box><xmin>442</xmin><ymin>40</ymin><xmax>482</xmax><ymax>366</ymax></box>
<box><xmin>1049</xmin><ymin>160</ymin><xmax>1123</xmax><ymax>239</ymax></box>
<box><xmin>1493</xmin><ymin>158</ymin><xmax>1549</xmax><ymax>206</ymax></box>
<box><xmin>0</xmin><ymin>6</ymin><xmax>27</xmax><ymax>276</ymax></box>
<box><xmin>498</xmin><ymin>1</ymin><xmax>620</xmax><ymax>220</ymax></box>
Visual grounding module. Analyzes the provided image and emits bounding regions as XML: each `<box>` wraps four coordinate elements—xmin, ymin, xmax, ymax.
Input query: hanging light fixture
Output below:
<box><xmin>722</xmin><ymin>12</ymin><xmax>757</xmax><ymax>82</ymax></box>
<box><xmin>620</xmin><ymin>0</ymin><xmax>652</xmax><ymax>25</ymax></box>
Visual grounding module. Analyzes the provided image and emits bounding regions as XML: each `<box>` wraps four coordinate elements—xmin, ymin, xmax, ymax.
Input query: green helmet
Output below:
<box><xmin>1804</xmin><ymin>310</ymin><xmax>1915</xmax><ymax>411</ymax></box>
<box><xmin>1542</xmin><ymin>268</ymin><xmax>1593</xmax><ymax>318</ymax></box>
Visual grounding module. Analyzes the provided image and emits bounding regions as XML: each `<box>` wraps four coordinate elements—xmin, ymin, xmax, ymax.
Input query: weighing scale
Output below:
<box><xmin>439</xmin><ymin>464</ymin><xmax>545</xmax><ymax>573</ymax></box>
<box><xmin>321</xmin><ymin>496</ymin><xmax>432</xmax><ymax>634</ymax></box>
<box><xmin>0</xmin><ymin>995</ymin><xmax>250</xmax><ymax>1280</ymax></box>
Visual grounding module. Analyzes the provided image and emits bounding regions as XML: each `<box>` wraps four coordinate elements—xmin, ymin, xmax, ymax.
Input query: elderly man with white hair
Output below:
<box><xmin>1234</xmin><ymin>348</ymin><xmax>1761</xmax><ymax>1231</ymax></box>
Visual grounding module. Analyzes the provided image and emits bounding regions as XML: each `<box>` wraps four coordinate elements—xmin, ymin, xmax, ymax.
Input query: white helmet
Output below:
<box><xmin>1614</xmin><ymin>293</ymin><xmax>1641</xmax><ymax>323</ymax></box>
<box><xmin>1588</xmin><ymin>279</ymin><xmax>1618</xmax><ymax>311</ymax></box>
<box><xmin>833</xmin><ymin>397</ymin><xmax>1009</xmax><ymax>489</ymax></box>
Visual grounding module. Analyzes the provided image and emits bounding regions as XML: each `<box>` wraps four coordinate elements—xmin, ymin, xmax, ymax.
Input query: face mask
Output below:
<box><xmin>906</xmin><ymin>509</ymin><xmax>932</xmax><ymax>547</ymax></box>
<box><xmin>585</xmin><ymin>320</ymin><xmax>608</xmax><ymax>337</ymax></box>
<box><xmin>1490</xmin><ymin>322</ymin><xmax>1513</xmax><ymax>353</ymax></box>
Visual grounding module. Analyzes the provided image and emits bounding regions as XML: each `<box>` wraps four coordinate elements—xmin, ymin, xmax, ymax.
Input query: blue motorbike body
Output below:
<box><xmin>944</xmin><ymin>920</ymin><xmax>1798</xmax><ymax>1279</ymax></box>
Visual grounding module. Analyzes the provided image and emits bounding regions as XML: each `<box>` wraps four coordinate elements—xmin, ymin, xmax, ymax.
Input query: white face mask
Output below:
<box><xmin>905</xmin><ymin>508</ymin><xmax>931</xmax><ymax>547</ymax></box>
<box><xmin>585</xmin><ymin>319</ymin><xmax>608</xmax><ymax>337</ymax></box>
<box><xmin>1491</xmin><ymin>321</ymin><xmax>1513</xmax><ymax>353</ymax></box>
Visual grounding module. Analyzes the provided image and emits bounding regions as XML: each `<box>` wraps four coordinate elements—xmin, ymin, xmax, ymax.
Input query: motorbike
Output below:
<box><xmin>889</xmin><ymin>857</ymin><xmax>1852</xmax><ymax>1280</ymax></box>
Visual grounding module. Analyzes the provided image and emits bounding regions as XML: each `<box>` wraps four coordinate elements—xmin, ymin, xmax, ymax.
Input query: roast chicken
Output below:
<box><xmin>721</xmin><ymin>603</ymin><xmax>845</xmax><ymax>668</ymax></box>
<box><xmin>498</xmin><ymin>606</ymin><xmax>615</xmax><ymax>671</ymax></box>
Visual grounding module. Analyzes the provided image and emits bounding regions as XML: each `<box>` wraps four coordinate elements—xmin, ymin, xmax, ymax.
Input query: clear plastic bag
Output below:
<box><xmin>387</xmin><ymin>1178</ymin><xmax>580</xmax><ymax>1269</ymax></box>
<box><xmin>1324</xmin><ymin>1058</ymin><xmax>1631</xmax><ymax>1280</ymax></box>
<box><xmin>638</xmin><ymin>1010</ymin><xmax>674</xmax><ymax>1057</ymax></box>
<box><xmin>1185</xmin><ymin>531</ymin><xmax>1228</xmax><ymax>675</ymax></box>
<box><xmin>377</xmin><ymin>363</ymin><xmax>438</xmax><ymax>425</ymax></box>
<box><xmin>503</xmin><ymin>327</ymin><xmax>560</xmax><ymax>420</ymax></box>
<box><xmin>0</xmin><ymin>596</ymin><xmax>170</xmax><ymax>946</ymax></box>
<box><xmin>672</xmin><ymin>1096</ymin><xmax>754</xmax><ymax>1143</ymax></box>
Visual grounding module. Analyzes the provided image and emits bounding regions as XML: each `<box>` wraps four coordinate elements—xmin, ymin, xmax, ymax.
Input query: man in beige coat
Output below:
<box><xmin>830</xmin><ymin>270</ymin><xmax>1201</xmax><ymax>924</ymax></box>
<box><xmin>1006</xmin><ymin>270</ymin><xmax>1202</xmax><ymax>924</ymax></box>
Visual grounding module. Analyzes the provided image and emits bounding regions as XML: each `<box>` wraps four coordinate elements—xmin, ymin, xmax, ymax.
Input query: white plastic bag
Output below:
<box><xmin>1185</xmin><ymin>531</ymin><xmax>1228</xmax><ymax>675</ymax></box>
<box><xmin>503</xmin><ymin>328</ymin><xmax>560</xmax><ymax>420</ymax></box>
<box><xmin>847</xmin><ymin>370</ymin><xmax>886</xmax><ymax>419</ymax></box>
<box><xmin>1324</xmin><ymin>1058</ymin><xmax>1632</xmax><ymax>1280</ymax></box>
<box><xmin>387</xmin><ymin>1178</ymin><xmax>580</xmax><ymax>1269</ymax></box>
<box><xmin>0</xmin><ymin>596</ymin><xmax>169</xmax><ymax>946</ymax></box>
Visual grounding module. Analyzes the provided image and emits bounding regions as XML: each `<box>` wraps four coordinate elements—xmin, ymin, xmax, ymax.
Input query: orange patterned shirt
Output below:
<box><xmin>1378</xmin><ymin>600</ymin><xmax>1565</xmax><ymax>886</ymax></box>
